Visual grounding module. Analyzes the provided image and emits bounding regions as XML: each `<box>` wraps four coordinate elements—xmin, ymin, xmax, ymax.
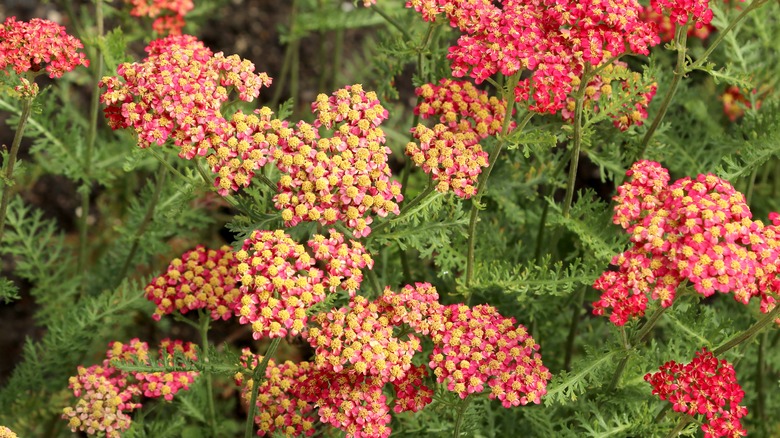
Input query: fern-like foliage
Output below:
<box><xmin>717</xmin><ymin>100</ymin><xmax>780</xmax><ymax>181</ymax></box>
<box><xmin>544</xmin><ymin>345</ymin><xmax>621</xmax><ymax>406</ymax></box>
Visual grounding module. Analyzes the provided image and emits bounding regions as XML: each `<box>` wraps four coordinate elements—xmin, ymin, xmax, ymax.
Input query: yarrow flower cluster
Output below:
<box><xmin>645</xmin><ymin>348</ymin><xmax>747</xmax><ymax>438</ymax></box>
<box><xmin>235</xmin><ymin>229</ymin><xmax>374</xmax><ymax>339</ymax></box>
<box><xmin>100</xmin><ymin>35</ymin><xmax>271</xmax><ymax>157</ymax></box>
<box><xmin>0</xmin><ymin>427</ymin><xmax>16</xmax><ymax>438</ymax></box>
<box><xmin>561</xmin><ymin>61</ymin><xmax>657</xmax><ymax>131</ymax></box>
<box><xmin>406</xmin><ymin>0</ymin><xmax>659</xmax><ymax>113</ymax></box>
<box><xmin>406</xmin><ymin>79</ymin><xmax>511</xmax><ymax>197</ymax></box>
<box><xmin>641</xmin><ymin>6</ymin><xmax>714</xmax><ymax>43</ymax></box>
<box><xmin>593</xmin><ymin>160</ymin><xmax>780</xmax><ymax>325</ymax></box>
<box><xmin>650</xmin><ymin>0</ymin><xmax>714</xmax><ymax>30</ymax></box>
<box><xmin>269</xmin><ymin>85</ymin><xmax>403</xmax><ymax>237</ymax></box>
<box><xmin>145</xmin><ymin>245</ymin><xmax>239</xmax><ymax>320</ymax></box>
<box><xmin>235</xmin><ymin>351</ymin><xmax>317</xmax><ymax>437</ymax></box>
<box><xmin>0</xmin><ymin>17</ymin><xmax>89</xmax><ymax>79</ymax></box>
<box><xmin>62</xmin><ymin>339</ymin><xmax>198</xmax><ymax>437</ymax></box>
<box><xmin>123</xmin><ymin>0</ymin><xmax>194</xmax><ymax>35</ymax></box>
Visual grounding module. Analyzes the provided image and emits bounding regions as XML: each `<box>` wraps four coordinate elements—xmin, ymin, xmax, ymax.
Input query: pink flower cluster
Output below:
<box><xmin>645</xmin><ymin>348</ymin><xmax>747</xmax><ymax>438</ymax></box>
<box><xmin>651</xmin><ymin>0</ymin><xmax>714</xmax><ymax>30</ymax></box>
<box><xmin>406</xmin><ymin>79</ymin><xmax>511</xmax><ymax>198</ymax></box>
<box><xmin>562</xmin><ymin>61</ymin><xmax>657</xmax><ymax>131</ymax></box>
<box><xmin>233</xmin><ymin>282</ymin><xmax>545</xmax><ymax>437</ymax></box>
<box><xmin>123</xmin><ymin>0</ymin><xmax>194</xmax><ymax>35</ymax></box>
<box><xmin>594</xmin><ymin>160</ymin><xmax>780</xmax><ymax>325</ymax></box>
<box><xmin>62</xmin><ymin>339</ymin><xmax>198</xmax><ymax>437</ymax></box>
<box><xmin>406</xmin><ymin>0</ymin><xmax>659</xmax><ymax>113</ymax></box>
<box><xmin>0</xmin><ymin>17</ymin><xmax>89</xmax><ymax>79</ymax></box>
<box><xmin>100</xmin><ymin>35</ymin><xmax>272</xmax><ymax>157</ymax></box>
<box><xmin>722</xmin><ymin>86</ymin><xmax>762</xmax><ymax>122</ymax></box>
<box><xmin>235</xmin><ymin>351</ymin><xmax>318</xmax><ymax>437</ymax></box>
<box><xmin>269</xmin><ymin>85</ymin><xmax>403</xmax><ymax>237</ymax></box>
<box><xmin>641</xmin><ymin>6</ymin><xmax>714</xmax><ymax>43</ymax></box>
<box><xmin>235</xmin><ymin>229</ymin><xmax>373</xmax><ymax>340</ymax></box>
<box><xmin>0</xmin><ymin>426</ymin><xmax>16</xmax><ymax>438</ymax></box>
<box><xmin>145</xmin><ymin>245</ymin><xmax>240</xmax><ymax>320</ymax></box>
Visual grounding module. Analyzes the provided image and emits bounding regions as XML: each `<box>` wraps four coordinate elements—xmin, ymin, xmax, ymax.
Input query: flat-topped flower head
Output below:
<box><xmin>235</xmin><ymin>230</ymin><xmax>324</xmax><ymax>339</ymax></box>
<box><xmin>0</xmin><ymin>17</ymin><xmax>89</xmax><ymax>79</ymax></box>
<box><xmin>304</xmin><ymin>295</ymin><xmax>422</xmax><ymax>383</ymax></box>
<box><xmin>100</xmin><ymin>35</ymin><xmax>272</xmax><ymax>158</ymax></box>
<box><xmin>645</xmin><ymin>348</ymin><xmax>747</xmax><ymax>438</ymax></box>
<box><xmin>307</xmin><ymin>229</ymin><xmax>374</xmax><ymax>295</ymax></box>
<box><xmin>407</xmin><ymin>0</ymin><xmax>659</xmax><ymax>114</ymax></box>
<box><xmin>271</xmin><ymin>85</ymin><xmax>403</xmax><ymax>237</ymax></box>
<box><xmin>123</xmin><ymin>0</ymin><xmax>194</xmax><ymax>35</ymax></box>
<box><xmin>236</xmin><ymin>350</ymin><xmax>317</xmax><ymax>437</ymax></box>
<box><xmin>145</xmin><ymin>245</ymin><xmax>240</xmax><ymax>321</ymax></box>
<box><xmin>406</xmin><ymin>80</ymin><xmax>510</xmax><ymax>198</ymax></box>
<box><xmin>594</xmin><ymin>161</ymin><xmax>780</xmax><ymax>325</ymax></box>
<box><xmin>63</xmin><ymin>339</ymin><xmax>198</xmax><ymax>436</ymax></box>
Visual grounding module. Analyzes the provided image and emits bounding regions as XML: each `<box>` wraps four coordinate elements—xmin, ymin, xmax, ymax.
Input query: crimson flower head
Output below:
<box><xmin>0</xmin><ymin>17</ymin><xmax>89</xmax><ymax>79</ymax></box>
<box><xmin>651</xmin><ymin>0</ymin><xmax>713</xmax><ymax>29</ymax></box>
<box><xmin>645</xmin><ymin>348</ymin><xmax>747</xmax><ymax>438</ymax></box>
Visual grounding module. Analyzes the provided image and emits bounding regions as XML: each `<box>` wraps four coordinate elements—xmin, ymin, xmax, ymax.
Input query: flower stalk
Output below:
<box><xmin>0</xmin><ymin>96</ymin><xmax>32</xmax><ymax>244</ymax></box>
<box><xmin>244</xmin><ymin>337</ymin><xmax>282</xmax><ymax>438</ymax></box>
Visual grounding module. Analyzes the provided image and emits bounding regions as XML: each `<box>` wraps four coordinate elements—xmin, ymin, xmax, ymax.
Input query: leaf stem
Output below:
<box><xmin>561</xmin><ymin>66</ymin><xmax>591</xmax><ymax>218</ymax></box>
<box><xmin>452</xmin><ymin>395</ymin><xmax>472</xmax><ymax>437</ymax></box>
<box><xmin>713</xmin><ymin>304</ymin><xmax>780</xmax><ymax>355</ymax></box>
<box><xmin>563</xmin><ymin>288</ymin><xmax>585</xmax><ymax>371</ymax></box>
<box><xmin>0</xmin><ymin>97</ymin><xmax>32</xmax><ymax>244</ymax></box>
<box><xmin>609</xmin><ymin>305</ymin><xmax>668</xmax><ymax>390</ymax></box>
<box><xmin>371</xmin><ymin>182</ymin><xmax>435</xmax><ymax>235</ymax></box>
<box><xmin>664</xmin><ymin>414</ymin><xmax>693</xmax><ymax>438</ymax></box>
<box><xmin>117</xmin><ymin>165</ymin><xmax>167</xmax><ymax>283</ymax></box>
<box><xmin>78</xmin><ymin>0</ymin><xmax>105</xmax><ymax>276</ymax></box>
<box><xmin>638</xmin><ymin>26</ymin><xmax>688</xmax><ymax>159</ymax></box>
<box><xmin>244</xmin><ymin>338</ymin><xmax>282</xmax><ymax>438</ymax></box>
<box><xmin>371</xmin><ymin>5</ymin><xmax>414</xmax><ymax>42</ymax></box>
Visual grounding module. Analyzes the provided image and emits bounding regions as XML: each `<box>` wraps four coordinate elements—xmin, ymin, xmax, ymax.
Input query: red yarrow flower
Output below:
<box><xmin>645</xmin><ymin>348</ymin><xmax>747</xmax><ymax>438</ymax></box>
<box><xmin>0</xmin><ymin>17</ymin><xmax>89</xmax><ymax>79</ymax></box>
<box><xmin>123</xmin><ymin>0</ymin><xmax>194</xmax><ymax>35</ymax></box>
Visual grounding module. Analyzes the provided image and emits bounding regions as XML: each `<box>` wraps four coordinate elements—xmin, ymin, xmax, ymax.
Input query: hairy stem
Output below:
<box><xmin>452</xmin><ymin>395</ymin><xmax>472</xmax><ymax>437</ymax></box>
<box><xmin>199</xmin><ymin>311</ymin><xmax>217</xmax><ymax>436</ymax></box>
<box><xmin>713</xmin><ymin>304</ymin><xmax>780</xmax><ymax>355</ymax></box>
<box><xmin>465</xmin><ymin>81</ymin><xmax>527</xmax><ymax>291</ymax></box>
<box><xmin>117</xmin><ymin>166</ymin><xmax>167</xmax><ymax>282</ymax></box>
<box><xmin>638</xmin><ymin>26</ymin><xmax>688</xmax><ymax>158</ymax></box>
<box><xmin>561</xmin><ymin>68</ymin><xmax>590</xmax><ymax>218</ymax></box>
<box><xmin>78</xmin><ymin>0</ymin><xmax>105</xmax><ymax>276</ymax></box>
<box><xmin>0</xmin><ymin>97</ymin><xmax>32</xmax><ymax>244</ymax></box>
<box><xmin>563</xmin><ymin>288</ymin><xmax>585</xmax><ymax>371</ymax></box>
<box><xmin>244</xmin><ymin>338</ymin><xmax>282</xmax><ymax>438</ymax></box>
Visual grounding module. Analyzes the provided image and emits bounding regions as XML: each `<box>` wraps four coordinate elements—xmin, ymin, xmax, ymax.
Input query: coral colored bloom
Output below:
<box><xmin>0</xmin><ymin>17</ymin><xmax>89</xmax><ymax>78</ymax></box>
<box><xmin>63</xmin><ymin>339</ymin><xmax>198</xmax><ymax>437</ymax></box>
<box><xmin>236</xmin><ymin>350</ymin><xmax>317</xmax><ymax>437</ymax></box>
<box><xmin>270</xmin><ymin>85</ymin><xmax>402</xmax><ymax>237</ymax></box>
<box><xmin>100</xmin><ymin>35</ymin><xmax>271</xmax><ymax>158</ymax></box>
<box><xmin>645</xmin><ymin>348</ymin><xmax>747</xmax><ymax>438</ymax></box>
<box><xmin>145</xmin><ymin>245</ymin><xmax>240</xmax><ymax>320</ymax></box>
<box><xmin>406</xmin><ymin>80</ymin><xmax>511</xmax><ymax>197</ymax></box>
<box><xmin>407</xmin><ymin>0</ymin><xmax>659</xmax><ymax>114</ymax></box>
<box><xmin>594</xmin><ymin>160</ymin><xmax>780</xmax><ymax>325</ymax></box>
<box><xmin>124</xmin><ymin>0</ymin><xmax>194</xmax><ymax>35</ymax></box>
<box><xmin>641</xmin><ymin>6</ymin><xmax>714</xmax><ymax>42</ymax></box>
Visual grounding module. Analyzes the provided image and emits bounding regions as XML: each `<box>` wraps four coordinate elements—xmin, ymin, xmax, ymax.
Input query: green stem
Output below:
<box><xmin>563</xmin><ymin>288</ymin><xmax>585</xmax><ymax>371</ymax></box>
<box><xmin>664</xmin><ymin>414</ymin><xmax>693</xmax><ymax>438</ymax></box>
<box><xmin>465</xmin><ymin>81</ymin><xmax>527</xmax><ymax>291</ymax></box>
<box><xmin>371</xmin><ymin>5</ymin><xmax>414</xmax><ymax>42</ymax></box>
<box><xmin>452</xmin><ymin>395</ymin><xmax>472</xmax><ymax>438</ymax></box>
<box><xmin>561</xmin><ymin>67</ymin><xmax>590</xmax><ymax>218</ymax></box>
<box><xmin>117</xmin><ymin>166</ymin><xmax>167</xmax><ymax>282</ymax></box>
<box><xmin>654</xmin><ymin>403</ymin><xmax>672</xmax><ymax>423</ymax></box>
<box><xmin>755</xmin><ymin>333</ymin><xmax>766</xmax><ymax>429</ymax></box>
<box><xmin>0</xmin><ymin>97</ymin><xmax>32</xmax><ymax>244</ymax></box>
<box><xmin>638</xmin><ymin>26</ymin><xmax>688</xmax><ymax>159</ymax></box>
<box><xmin>609</xmin><ymin>306</ymin><xmax>668</xmax><ymax>390</ymax></box>
<box><xmin>78</xmin><ymin>0</ymin><xmax>105</xmax><ymax>276</ymax></box>
<box><xmin>371</xmin><ymin>182</ymin><xmax>435</xmax><ymax>235</ymax></box>
<box><xmin>689</xmin><ymin>0</ymin><xmax>770</xmax><ymax>71</ymax></box>
<box><xmin>244</xmin><ymin>338</ymin><xmax>282</xmax><ymax>438</ymax></box>
<box><xmin>713</xmin><ymin>304</ymin><xmax>780</xmax><ymax>355</ymax></box>
<box><xmin>199</xmin><ymin>311</ymin><xmax>217</xmax><ymax>436</ymax></box>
